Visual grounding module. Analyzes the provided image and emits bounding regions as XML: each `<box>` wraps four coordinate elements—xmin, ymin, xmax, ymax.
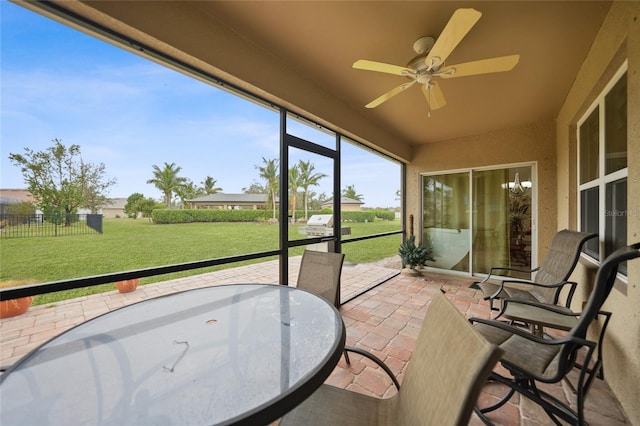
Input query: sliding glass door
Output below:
<box><xmin>422</xmin><ymin>165</ymin><xmax>534</xmax><ymax>278</ymax></box>
<box><xmin>423</xmin><ymin>172</ymin><xmax>470</xmax><ymax>272</ymax></box>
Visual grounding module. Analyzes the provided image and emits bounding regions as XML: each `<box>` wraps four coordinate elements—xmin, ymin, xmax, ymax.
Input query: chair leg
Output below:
<box><xmin>477</xmin><ymin>374</ymin><xmax>517</xmax><ymax>417</ymax></box>
<box><xmin>343</xmin><ymin>350</ymin><xmax>350</xmax><ymax>365</ymax></box>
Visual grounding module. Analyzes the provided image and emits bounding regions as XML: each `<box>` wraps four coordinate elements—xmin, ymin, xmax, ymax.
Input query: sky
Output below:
<box><xmin>0</xmin><ymin>2</ymin><xmax>401</xmax><ymax>208</ymax></box>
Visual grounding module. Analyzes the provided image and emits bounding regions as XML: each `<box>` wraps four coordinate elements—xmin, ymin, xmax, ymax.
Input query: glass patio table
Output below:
<box><xmin>0</xmin><ymin>284</ymin><xmax>346</xmax><ymax>425</ymax></box>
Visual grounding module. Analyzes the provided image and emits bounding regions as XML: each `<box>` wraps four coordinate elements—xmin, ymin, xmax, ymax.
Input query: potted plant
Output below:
<box><xmin>0</xmin><ymin>280</ymin><xmax>36</xmax><ymax>319</ymax></box>
<box><xmin>399</xmin><ymin>235</ymin><xmax>435</xmax><ymax>276</ymax></box>
<box><xmin>114</xmin><ymin>278</ymin><xmax>140</xmax><ymax>293</ymax></box>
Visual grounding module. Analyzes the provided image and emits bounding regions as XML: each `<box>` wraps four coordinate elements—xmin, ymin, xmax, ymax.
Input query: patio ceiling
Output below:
<box><xmin>31</xmin><ymin>1</ymin><xmax>611</xmax><ymax>160</ymax></box>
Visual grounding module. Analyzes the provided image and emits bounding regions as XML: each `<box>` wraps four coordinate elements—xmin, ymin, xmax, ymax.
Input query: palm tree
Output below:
<box><xmin>298</xmin><ymin>160</ymin><xmax>327</xmax><ymax>220</ymax></box>
<box><xmin>201</xmin><ymin>176</ymin><xmax>223</xmax><ymax>195</ymax></box>
<box><xmin>342</xmin><ymin>184</ymin><xmax>364</xmax><ymax>202</ymax></box>
<box><xmin>175</xmin><ymin>179</ymin><xmax>204</xmax><ymax>208</ymax></box>
<box><xmin>288</xmin><ymin>165</ymin><xmax>302</xmax><ymax>223</ymax></box>
<box><xmin>147</xmin><ymin>162</ymin><xmax>187</xmax><ymax>208</ymax></box>
<box><xmin>256</xmin><ymin>157</ymin><xmax>279</xmax><ymax>221</ymax></box>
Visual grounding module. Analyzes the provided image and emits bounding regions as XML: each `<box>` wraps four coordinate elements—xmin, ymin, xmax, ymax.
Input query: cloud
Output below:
<box><xmin>1</xmin><ymin>8</ymin><xmax>401</xmax><ymax>207</ymax></box>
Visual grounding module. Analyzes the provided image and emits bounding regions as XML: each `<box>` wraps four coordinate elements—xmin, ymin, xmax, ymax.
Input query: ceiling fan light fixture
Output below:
<box><xmin>412</xmin><ymin>36</ymin><xmax>435</xmax><ymax>54</ymax></box>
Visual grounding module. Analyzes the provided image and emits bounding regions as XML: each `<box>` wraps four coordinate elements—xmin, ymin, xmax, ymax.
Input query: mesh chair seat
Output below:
<box><xmin>472</xmin><ymin>243</ymin><xmax>640</xmax><ymax>425</ymax></box>
<box><xmin>281</xmin><ymin>293</ymin><xmax>503</xmax><ymax>426</ymax></box>
<box><xmin>477</xmin><ymin>230</ymin><xmax>597</xmax><ymax>312</ymax></box>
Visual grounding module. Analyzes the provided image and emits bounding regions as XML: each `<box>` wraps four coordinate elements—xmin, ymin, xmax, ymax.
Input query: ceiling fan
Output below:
<box><xmin>353</xmin><ymin>8</ymin><xmax>520</xmax><ymax>114</ymax></box>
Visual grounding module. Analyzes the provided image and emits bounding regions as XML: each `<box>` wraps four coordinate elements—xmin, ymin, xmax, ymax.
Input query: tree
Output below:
<box><xmin>147</xmin><ymin>162</ymin><xmax>187</xmax><ymax>208</ymax></box>
<box><xmin>140</xmin><ymin>198</ymin><xmax>161</xmax><ymax>219</ymax></box>
<box><xmin>256</xmin><ymin>157</ymin><xmax>279</xmax><ymax>221</ymax></box>
<box><xmin>174</xmin><ymin>179</ymin><xmax>204</xmax><ymax>208</ymax></box>
<box><xmin>298</xmin><ymin>160</ymin><xmax>327</xmax><ymax>220</ymax></box>
<box><xmin>201</xmin><ymin>176</ymin><xmax>222</xmax><ymax>195</ymax></box>
<box><xmin>4</xmin><ymin>202</ymin><xmax>36</xmax><ymax>226</ymax></box>
<box><xmin>243</xmin><ymin>181</ymin><xmax>267</xmax><ymax>194</ymax></box>
<box><xmin>314</xmin><ymin>192</ymin><xmax>330</xmax><ymax>210</ymax></box>
<box><xmin>342</xmin><ymin>184</ymin><xmax>364</xmax><ymax>202</ymax></box>
<box><xmin>307</xmin><ymin>190</ymin><xmax>320</xmax><ymax>210</ymax></box>
<box><xmin>124</xmin><ymin>193</ymin><xmax>145</xmax><ymax>219</ymax></box>
<box><xmin>80</xmin><ymin>160</ymin><xmax>114</xmax><ymax>213</ymax></box>
<box><xmin>8</xmin><ymin>139</ymin><xmax>116</xmax><ymax>225</ymax></box>
<box><xmin>288</xmin><ymin>165</ymin><xmax>302</xmax><ymax>223</ymax></box>
<box><xmin>5</xmin><ymin>202</ymin><xmax>36</xmax><ymax>217</ymax></box>
<box><xmin>124</xmin><ymin>193</ymin><xmax>160</xmax><ymax>219</ymax></box>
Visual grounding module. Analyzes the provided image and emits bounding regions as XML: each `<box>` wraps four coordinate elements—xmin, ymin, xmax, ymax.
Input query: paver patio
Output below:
<box><xmin>0</xmin><ymin>257</ymin><xmax>630</xmax><ymax>425</ymax></box>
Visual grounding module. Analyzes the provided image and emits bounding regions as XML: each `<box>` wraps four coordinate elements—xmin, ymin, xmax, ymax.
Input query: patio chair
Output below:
<box><xmin>471</xmin><ymin>242</ymin><xmax>640</xmax><ymax>425</ymax></box>
<box><xmin>476</xmin><ymin>229</ymin><xmax>597</xmax><ymax>312</ymax></box>
<box><xmin>280</xmin><ymin>293</ymin><xmax>503</xmax><ymax>426</ymax></box>
<box><xmin>296</xmin><ymin>249</ymin><xmax>350</xmax><ymax>364</ymax></box>
<box><xmin>296</xmin><ymin>249</ymin><xmax>345</xmax><ymax>308</ymax></box>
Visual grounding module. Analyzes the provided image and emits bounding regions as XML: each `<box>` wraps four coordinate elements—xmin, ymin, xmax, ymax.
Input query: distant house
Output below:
<box><xmin>187</xmin><ymin>193</ymin><xmax>280</xmax><ymax>210</ymax></box>
<box><xmin>0</xmin><ymin>189</ymin><xmax>37</xmax><ymax>215</ymax></box>
<box><xmin>102</xmin><ymin>198</ymin><xmax>128</xmax><ymax>218</ymax></box>
<box><xmin>0</xmin><ymin>189</ymin><xmax>35</xmax><ymax>204</ymax></box>
<box><xmin>0</xmin><ymin>189</ymin><xmax>124</xmax><ymax>216</ymax></box>
<box><xmin>321</xmin><ymin>197</ymin><xmax>364</xmax><ymax>211</ymax></box>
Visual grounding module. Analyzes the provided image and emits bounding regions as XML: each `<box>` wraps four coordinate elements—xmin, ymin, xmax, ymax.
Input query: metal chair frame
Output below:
<box><xmin>477</xmin><ymin>230</ymin><xmax>597</xmax><ymax>313</ymax></box>
<box><xmin>471</xmin><ymin>242</ymin><xmax>640</xmax><ymax>425</ymax></box>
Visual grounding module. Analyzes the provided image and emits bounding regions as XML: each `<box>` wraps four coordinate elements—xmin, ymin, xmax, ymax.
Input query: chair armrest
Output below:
<box><xmin>500</xmin><ymin>279</ymin><xmax>571</xmax><ymax>289</ymax></box>
<box><xmin>495</xmin><ymin>279</ymin><xmax>575</xmax><ymax>305</ymax></box>
<box><xmin>344</xmin><ymin>345</ymin><xmax>400</xmax><ymax>390</ymax></box>
<box><xmin>478</xmin><ymin>266</ymin><xmax>540</xmax><ymax>285</ymax></box>
<box><xmin>469</xmin><ymin>317</ymin><xmax>591</xmax><ymax>347</ymax></box>
<box><xmin>499</xmin><ymin>298</ymin><xmax>579</xmax><ymax>317</ymax></box>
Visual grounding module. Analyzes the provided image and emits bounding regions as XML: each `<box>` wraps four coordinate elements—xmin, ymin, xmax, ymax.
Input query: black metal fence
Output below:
<box><xmin>0</xmin><ymin>214</ymin><xmax>103</xmax><ymax>239</ymax></box>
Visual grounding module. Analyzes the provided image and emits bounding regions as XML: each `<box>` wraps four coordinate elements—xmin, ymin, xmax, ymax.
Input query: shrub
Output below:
<box><xmin>151</xmin><ymin>209</ymin><xmax>269</xmax><ymax>224</ymax></box>
<box><xmin>372</xmin><ymin>209</ymin><xmax>395</xmax><ymax>221</ymax></box>
<box><xmin>342</xmin><ymin>211</ymin><xmax>376</xmax><ymax>222</ymax></box>
<box><xmin>150</xmin><ymin>208</ymin><xmax>395</xmax><ymax>224</ymax></box>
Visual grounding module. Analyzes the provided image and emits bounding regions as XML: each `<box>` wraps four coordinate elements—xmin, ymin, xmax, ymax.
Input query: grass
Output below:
<box><xmin>0</xmin><ymin>218</ymin><xmax>402</xmax><ymax>305</ymax></box>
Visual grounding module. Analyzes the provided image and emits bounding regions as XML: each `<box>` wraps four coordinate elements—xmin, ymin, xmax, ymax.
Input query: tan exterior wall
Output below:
<box><xmin>102</xmin><ymin>208</ymin><xmax>126</xmax><ymax>219</ymax></box>
<box><xmin>341</xmin><ymin>204</ymin><xmax>362</xmax><ymax>212</ymax></box>
<box><xmin>556</xmin><ymin>2</ymin><xmax>640</xmax><ymax>422</ymax></box>
<box><xmin>406</xmin><ymin>119</ymin><xmax>557</xmax><ymax>263</ymax></box>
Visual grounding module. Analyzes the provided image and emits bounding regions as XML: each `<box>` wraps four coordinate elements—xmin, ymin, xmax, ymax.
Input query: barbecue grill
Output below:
<box><xmin>300</xmin><ymin>214</ymin><xmax>351</xmax><ymax>237</ymax></box>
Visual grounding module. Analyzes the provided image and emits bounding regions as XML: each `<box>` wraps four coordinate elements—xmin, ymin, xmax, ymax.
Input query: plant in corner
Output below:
<box><xmin>399</xmin><ymin>235</ymin><xmax>435</xmax><ymax>274</ymax></box>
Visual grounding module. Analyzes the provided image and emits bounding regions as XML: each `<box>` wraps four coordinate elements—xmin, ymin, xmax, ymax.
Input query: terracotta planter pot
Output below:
<box><xmin>0</xmin><ymin>296</ymin><xmax>34</xmax><ymax>319</ymax></box>
<box><xmin>115</xmin><ymin>279</ymin><xmax>140</xmax><ymax>293</ymax></box>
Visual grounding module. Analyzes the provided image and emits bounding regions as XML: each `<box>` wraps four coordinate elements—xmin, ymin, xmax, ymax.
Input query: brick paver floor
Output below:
<box><xmin>0</xmin><ymin>257</ymin><xmax>630</xmax><ymax>425</ymax></box>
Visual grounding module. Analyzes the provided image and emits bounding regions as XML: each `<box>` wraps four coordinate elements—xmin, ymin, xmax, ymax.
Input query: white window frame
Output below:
<box><xmin>577</xmin><ymin>60</ymin><xmax>628</xmax><ymax>279</ymax></box>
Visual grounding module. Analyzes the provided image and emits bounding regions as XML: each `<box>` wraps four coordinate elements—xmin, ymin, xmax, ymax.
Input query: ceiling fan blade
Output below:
<box><xmin>365</xmin><ymin>81</ymin><xmax>416</xmax><ymax>108</ymax></box>
<box><xmin>439</xmin><ymin>55</ymin><xmax>520</xmax><ymax>78</ymax></box>
<box><xmin>422</xmin><ymin>82</ymin><xmax>446</xmax><ymax>110</ymax></box>
<box><xmin>425</xmin><ymin>8</ymin><xmax>482</xmax><ymax>69</ymax></box>
<box><xmin>353</xmin><ymin>59</ymin><xmax>414</xmax><ymax>76</ymax></box>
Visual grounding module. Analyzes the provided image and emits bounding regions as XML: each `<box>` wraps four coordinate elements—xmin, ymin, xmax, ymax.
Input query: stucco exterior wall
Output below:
<box><xmin>102</xmin><ymin>208</ymin><xmax>126</xmax><ymax>219</ymax></box>
<box><xmin>406</xmin><ymin>119</ymin><xmax>557</xmax><ymax>263</ymax></box>
<box><xmin>556</xmin><ymin>2</ymin><xmax>640</xmax><ymax>422</ymax></box>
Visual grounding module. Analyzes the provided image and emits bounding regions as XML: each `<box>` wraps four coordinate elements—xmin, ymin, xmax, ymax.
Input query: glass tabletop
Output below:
<box><xmin>0</xmin><ymin>284</ymin><xmax>346</xmax><ymax>425</ymax></box>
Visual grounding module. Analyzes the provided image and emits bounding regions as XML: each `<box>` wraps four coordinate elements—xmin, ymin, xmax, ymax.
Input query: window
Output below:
<box><xmin>578</xmin><ymin>62</ymin><xmax>627</xmax><ymax>276</ymax></box>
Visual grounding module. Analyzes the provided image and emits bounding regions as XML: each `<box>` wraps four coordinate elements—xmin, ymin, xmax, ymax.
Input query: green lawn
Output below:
<box><xmin>0</xmin><ymin>218</ymin><xmax>402</xmax><ymax>305</ymax></box>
